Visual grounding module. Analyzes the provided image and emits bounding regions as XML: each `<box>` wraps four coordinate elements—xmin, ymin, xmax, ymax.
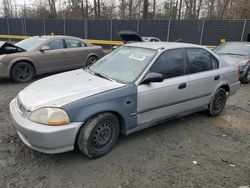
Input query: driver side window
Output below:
<box><xmin>45</xmin><ymin>39</ymin><xmax>64</xmax><ymax>50</ymax></box>
<box><xmin>150</xmin><ymin>49</ymin><xmax>185</xmax><ymax>79</ymax></box>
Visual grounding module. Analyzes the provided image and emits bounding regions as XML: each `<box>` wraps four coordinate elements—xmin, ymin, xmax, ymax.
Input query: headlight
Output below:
<box><xmin>29</xmin><ymin>107</ymin><xmax>70</xmax><ymax>125</ymax></box>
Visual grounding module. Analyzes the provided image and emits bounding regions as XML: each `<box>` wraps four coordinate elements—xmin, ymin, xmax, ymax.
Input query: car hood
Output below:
<box><xmin>218</xmin><ymin>54</ymin><xmax>250</xmax><ymax>65</ymax></box>
<box><xmin>18</xmin><ymin>69</ymin><xmax>125</xmax><ymax>111</ymax></box>
<box><xmin>0</xmin><ymin>41</ymin><xmax>25</xmax><ymax>55</ymax></box>
<box><xmin>118</xmin><ymin>31</ymin><xmax>143</xmax><ymax>43</ymax></box>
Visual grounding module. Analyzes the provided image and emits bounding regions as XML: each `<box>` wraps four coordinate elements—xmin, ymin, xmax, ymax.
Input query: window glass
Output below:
<box><xmin>89</xmin><ymin>46</ymin><xmax>156</xmax><ymax>84</ymax></box>
<box><xmin>150</xmin><ymin>49</ymin><xmax>185</xmax><ymax>79</ymax></box>
<box><xmin>46</xmin><ymin>39</ymin><xmax>64</xmax><ymax>50</ymax></box>
<box><xmin>65</xmin><ymin>39</ymin><xmax>84</xmax><ymax>48</ymax></box>
<box><xmin>186</xmin><ymin>48</ymin><xmax>212</xmax><ymax>73</ymax></box>
<box><xmin>211</xmin><ymin>55</ymin><xmax>219</xmax><ymax>69</ymax></box>
<box><xmin>16</xmin><ymin>37</ymin><xmax>46</xmax><ymax>51</ymax></box>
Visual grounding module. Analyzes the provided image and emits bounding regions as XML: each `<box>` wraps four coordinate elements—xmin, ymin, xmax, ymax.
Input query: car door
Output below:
<box><xmin>137</xmin><ymin>48</ymin><xmax>190</xmax><ymax>126</ymax></box>
<box><xmin>33</xmin><ymin>39</ymin><xmax>68</xmax><ymax>73</ymax></box>
<box><xmin>64</xmin><ymin>39</ymin><xmax>90</xmax><ymax>69</ymax></box>
<box><xmin>185</xmin><ymin>48</ymin><xmax>220</xmax><ymax>109</ymax></box>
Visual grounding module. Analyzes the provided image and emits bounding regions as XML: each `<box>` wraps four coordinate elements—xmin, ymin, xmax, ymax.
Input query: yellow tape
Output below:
<box><xmin>86</xmin><ymin>39</ymin><xmax>124</xmax><ymax>45</ymax></box>
<box><xmin>0</xmin><ymin>34</ymin><xmax>29</xmax><ymax>39</ymax></box>
<box><xmin>0</xmin><ymin>34</ymin><xmax>216</xmax><ymax>48</ymax></box>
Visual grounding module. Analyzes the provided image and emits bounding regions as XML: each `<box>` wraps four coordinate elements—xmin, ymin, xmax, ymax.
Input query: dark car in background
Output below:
<box><xmin>0</xmin><ymin>35</ymin><xmax>103</xmax><ymax>83</ymax></box>
<box><xmin>214</xmin><ymin>42</ymin><xmax>250</xmax><ymax>83</ymax></box>
<box><xmin>118</xmin><ymin>31</ymin><xmax>161</xmax><ymax>43</ymax></box>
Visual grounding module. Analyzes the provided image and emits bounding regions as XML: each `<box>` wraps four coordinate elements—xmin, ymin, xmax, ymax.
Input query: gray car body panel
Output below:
<box><xmin>63</xmin><ymin>84</ymin><xmax>138</xmax><ymax>134</ymax></box>
<box><xmin>10</xmin><ymin>42</ymin><xmax>241</xmax><ymax>154</ymax></box>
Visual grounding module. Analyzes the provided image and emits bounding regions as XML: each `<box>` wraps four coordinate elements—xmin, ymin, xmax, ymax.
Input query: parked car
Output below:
<box><xmin>214</xmin><ymin>42</ymin><xmax>250</xmax><ymax>83</ymax></box>
<box><xmin>112</xmin><ymin>31</ymin><xmax>161</xmax><ymax>50</ymax></box>
<box><xmin>118</xmin><ymin>31</ymin><xmax>161</xmax><ymax>43</ymax></box>
<box><xmin>0</xmin><ymin>35</ymin><xmax>103</xmax><ymax>83</ymax></box>
<box><xmin>142</xmin><ymin>37</ymin><xmax>161</xmax><ymax>42</ymax></box>
<box><xmin>10</xmin><ymin>42</ymin><xmax>240</xmax><ymax>158</ymax></box>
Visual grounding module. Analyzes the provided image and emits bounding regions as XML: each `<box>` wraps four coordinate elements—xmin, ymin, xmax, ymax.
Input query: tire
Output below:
<box><xmin>77</xmin><ymin>112</ymin><xmax>120</xmax><ymax>159</ymax></box>
<box><xmin>241</xmin><ymin>68</ymin><xmax>250</xmax><ymax>84</ymax></box>
<box><xmin>86</xmin><ymin>56</ymin><xmax>98</xmax><ymax>67</ymax></box>
<box><xmin>208</xmin><ymin>88</ymin><xmax>227</xmax><ymax>116</ymax></box>
<box><xmin>11</xmin><ymin>62</ymin><xmax>35</xmax><ymax>83</ymax></box>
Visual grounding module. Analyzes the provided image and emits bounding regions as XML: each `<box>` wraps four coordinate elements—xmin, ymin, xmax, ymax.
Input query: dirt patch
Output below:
<box><xmin>0</xmin><ymin>78</ymin><xmax>250</xmax><ymax>188</ymax></box>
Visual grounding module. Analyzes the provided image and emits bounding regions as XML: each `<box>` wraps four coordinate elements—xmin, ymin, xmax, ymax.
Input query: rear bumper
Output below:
<box><xmin>9</xmin><ymin>98</ymin><xmax>82</xmax><ymax>154</ymax></box>
<box><xmin>229</xmin><ymin>81</ymin><xmax>241</xmax><ymax>96</ymax></box>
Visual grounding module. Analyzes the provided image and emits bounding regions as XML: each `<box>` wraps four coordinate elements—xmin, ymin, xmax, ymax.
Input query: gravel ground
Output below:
<box><xmin>0</xmin><ymin>77</ymin><xmax>249</xmax><ymax>188</ymax></box>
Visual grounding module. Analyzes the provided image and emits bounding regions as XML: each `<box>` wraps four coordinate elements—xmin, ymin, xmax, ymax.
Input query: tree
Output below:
<box><xmin>129</xmin><ymin>0</ymin><xmax>133</xmax><ymax>19</ymax></box>
<box><xmin>48</xmin><ymin>0</ymin><xmax>57</xmax><ymax>17</ymax></box>
<box><xmin>85</xmin><ymin>0</ymin><xmax>88</xmax><ymax>18</ymax></box>
<box><xmin>143</xmin><ymin>0</ymin><xmax>148</xmax><ymax>19</ymax></box>
<box><xmin>93</xmin><ymin>0</ymin><xmax>97</xmax><ymax>19</ymax></box>
<box><xmin>152</xmin><ymin>0</ymin><xmax>156</xmax><ymax>19</ymax></box>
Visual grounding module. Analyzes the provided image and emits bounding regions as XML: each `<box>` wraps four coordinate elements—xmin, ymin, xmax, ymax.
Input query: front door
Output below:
<box><xmin>33</xmin><ymin>39</ymin><xmax>69</xmax><ymax>73</ymax></box>
<box><xmin>137</xmin><ymin>48</ymin><xmax>190</xmax><ymax>126</ymax></box>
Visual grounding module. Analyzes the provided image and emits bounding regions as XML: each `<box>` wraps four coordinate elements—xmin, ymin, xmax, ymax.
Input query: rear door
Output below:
<box><xmin>137</xmin><ymin>48</ymin><xmax>190</xmax><ymax>126</ymax></box>
<box><xmin>185</xmin><ymin>48</ymin><xmax>220</xmax><ymax>109</ymax></box>
<box><xmin>64</xmin><ymin>39</ymin><xmax>90</xmax><ymax>69</ymax></box>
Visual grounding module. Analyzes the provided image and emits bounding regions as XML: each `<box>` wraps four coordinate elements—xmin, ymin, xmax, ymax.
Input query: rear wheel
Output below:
<box><xmin>77</xmin><ymin>112</ymin><xmax>120</xmax><ymax>159</ymax></box>
<box><xmin>208</xmin><ymin>88</ymin><xmax>227</xmax><ymax>116</ymax></box>
<box><xmin>11</xmin><ymin>62</ymin><xmax>35</xmax><ymax>83</ymax></box>
<box><xmin>86</xmin><ymin>56</ymin><xmax>98</xmax><ymax>67</ymax></box>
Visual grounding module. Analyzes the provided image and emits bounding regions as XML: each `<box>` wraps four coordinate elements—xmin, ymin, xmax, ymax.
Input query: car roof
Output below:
<box><xmin>125</xmin><ymin>42</ymin><xmax>203</xmax><ymax>50</ymax></box>
<box><xmin>31</xmin><ymin>35</ymin><xmax>84</xmax><ymax>40</ymax></box>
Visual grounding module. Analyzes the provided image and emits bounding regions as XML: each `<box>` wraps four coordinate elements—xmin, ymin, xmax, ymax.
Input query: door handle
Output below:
<box><xmin>178</xmin><ymin>83</ymin><xmax>187</xmax><ymax>89</ymax></box>
<box><xmin>214</xmin><ymin>75</ymin><xmax>220</xmax><ymax>80</ymax></box>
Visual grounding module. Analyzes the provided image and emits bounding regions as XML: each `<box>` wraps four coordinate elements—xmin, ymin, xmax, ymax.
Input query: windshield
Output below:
<box><xmin>16</xmin><ymin>37</ymin><xmax>47</xmax><ymax>51</ymax></box>
<box><xmin>89</xmin><ymin>46</ymin><xmax>157</xmax><ymax>84</ymax></box>
<box><xmin>214</xmin><ymin>43</ymin><xmax>250</xmax><ymax>56</ymax></box>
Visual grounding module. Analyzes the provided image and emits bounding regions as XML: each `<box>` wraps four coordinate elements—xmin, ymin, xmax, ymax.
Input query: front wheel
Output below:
<box><xmin>11</xmin><ymin>62</ymin><xmax>35</xmax><ymax>83</ymax></box>
<box><xmin>77</xmin><ymin>112</ymin><xmax>120</xmax><ymax>159</ymax></box>
<box><xmin>208</xmin><ymin>88</ymin><xmax>227</xmax><ymax>116</ymax></box>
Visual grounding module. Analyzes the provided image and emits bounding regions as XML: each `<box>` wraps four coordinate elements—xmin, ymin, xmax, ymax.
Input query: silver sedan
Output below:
<box><xmin>10</xmin><ymin>42</ymin><xmax>240</xmax><ymax>158</ymax></box>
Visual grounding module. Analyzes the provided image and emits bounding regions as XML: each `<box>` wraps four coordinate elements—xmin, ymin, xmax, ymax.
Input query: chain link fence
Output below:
<box><xmin>0</xmin><ymin>17</ymin><xmax>250</xmax><ymax>45</ymax></box>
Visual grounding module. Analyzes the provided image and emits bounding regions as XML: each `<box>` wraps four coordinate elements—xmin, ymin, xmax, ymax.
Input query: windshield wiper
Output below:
<box><xmin>85</xmin><ymin>67</ymin><xmax>113</xmax><ymax>81</ymax></box>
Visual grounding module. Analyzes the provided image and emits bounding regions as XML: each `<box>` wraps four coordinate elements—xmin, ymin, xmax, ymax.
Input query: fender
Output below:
<box><xmin>211</xmin><ymin>79</ymin><xmax>230</xmax><ymax>97</ymax></box>
<box><xmin>63</xmin><ymin>84</ymin><xmax>138</xmax><ymax>135</ymax></box>
<box><xmin>6</xmin><ymin>57</ymin><xmax>36</xmax><ymax>77</ymax></box>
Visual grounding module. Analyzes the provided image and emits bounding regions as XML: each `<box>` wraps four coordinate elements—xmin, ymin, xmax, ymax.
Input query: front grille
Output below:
<box><xmin>17</xmin><ymin>98</ymin><xmax>26</xmax><ymax>114</ymax></box>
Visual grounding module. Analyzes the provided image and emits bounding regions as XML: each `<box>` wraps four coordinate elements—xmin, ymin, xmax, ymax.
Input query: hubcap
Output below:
<box><xmin>92</xmin><ymin>121</ymin><xmax>113</xmax><ymax>150</ymax></box>
<box><xmin>88</xmin><ymin>57</ymin><xmax>97</xmax><ymax>66</ymax></box>
<box><xmin>213</xmin><ymin>92</ymin><xmax>225</xmax><ymax>111</ymax></box>
<box><xmin>15</xmin><ymin>65</ymin><xmax>30</xmax><ymax>81</ymax></box>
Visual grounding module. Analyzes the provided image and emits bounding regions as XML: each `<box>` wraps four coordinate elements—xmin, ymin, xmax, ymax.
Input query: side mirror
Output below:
<box><xmin>141</xmin><ymin>72</ymin><xmax>164</xmax><ymax>84</ymax></box>
<box><xmin>40</xmin><ymin>45</ymin><xmax>50</xmax><ymax>51</ymax></box>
